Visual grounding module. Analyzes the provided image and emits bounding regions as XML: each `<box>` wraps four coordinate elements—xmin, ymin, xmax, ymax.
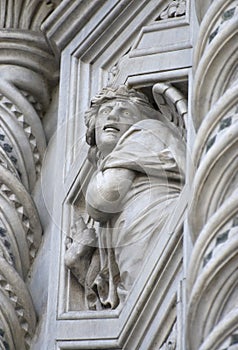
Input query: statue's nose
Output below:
<box><xmin>107</xmin><ymin>107</ymin><xmax>119</xmax><ymax>121</ymax></box>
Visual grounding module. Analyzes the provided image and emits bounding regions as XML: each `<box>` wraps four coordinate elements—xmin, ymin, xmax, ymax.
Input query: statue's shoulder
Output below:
<box><xmin>116</xmin><ymin>119</ymin><xmax>166</xmax><ymax>151</ymax></box>
<box><xmin>133</xmin><ymin>118</ymin><xmax>163</xmax><ymax>131</ymax></box>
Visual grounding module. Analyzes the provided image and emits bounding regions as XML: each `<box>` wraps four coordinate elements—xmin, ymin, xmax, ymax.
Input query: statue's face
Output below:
<box><xmin>95</xmin><ymin>100</ymin><xmax>142</xmax><ymax>157</ymax></box>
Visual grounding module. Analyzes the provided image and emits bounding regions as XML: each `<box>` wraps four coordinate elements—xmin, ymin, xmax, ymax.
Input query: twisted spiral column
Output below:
<box><xmin>0</xmin><ymin>65</ymin><xmax>53</xmax><ymax>350</ymax></box>
<box><xmin>0</xmin><ymin>1</ymin><xmax>60</xmax><ymax>349</ymax></box>
<box><xmin>187</xmin><ymin>1</ymin><xmax>238</xmax><ymax>349</ymax></box>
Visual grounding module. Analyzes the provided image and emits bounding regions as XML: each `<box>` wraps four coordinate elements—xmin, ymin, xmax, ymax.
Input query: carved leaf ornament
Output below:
<box><xmin>158</xmin><ymin>0</ymin><xmax>186</xmax><ymax>20</ymax></box>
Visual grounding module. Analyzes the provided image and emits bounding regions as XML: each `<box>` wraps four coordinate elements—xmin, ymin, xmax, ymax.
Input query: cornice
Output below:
<box><xmin>42</xmin><ymin>0</ymin><xmax>189</xmax><ymax>62</ymax></box>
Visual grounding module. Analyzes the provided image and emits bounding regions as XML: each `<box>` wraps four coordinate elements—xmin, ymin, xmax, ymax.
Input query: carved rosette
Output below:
<box><xmin>0</xmin><ymin>1</ymin><xmax>60</xmax><ymax>349</ymax></box>
<box><xmin>187</xmin><ymin>1</ymin><xmax>238</xmax><ymax>349</ymax></box>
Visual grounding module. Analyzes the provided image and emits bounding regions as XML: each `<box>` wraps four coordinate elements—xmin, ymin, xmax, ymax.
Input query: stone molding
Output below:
<box><xmin>42</xmin><ymin>0</ymin><xmax>107</xmax><ymax>57</ymax></box>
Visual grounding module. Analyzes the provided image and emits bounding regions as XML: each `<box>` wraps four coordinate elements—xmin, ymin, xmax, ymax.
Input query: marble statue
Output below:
<box><xmin>65</xmin><ymin>85</ymin><xmax>185</xmax><ymax>310</ymax></box>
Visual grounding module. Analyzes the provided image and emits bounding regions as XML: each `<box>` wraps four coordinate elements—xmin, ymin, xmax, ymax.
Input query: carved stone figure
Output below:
<box><xmin>65</xmin><ymin>85</ymin><xmax>185</xmax><ymax>310</ymax></box>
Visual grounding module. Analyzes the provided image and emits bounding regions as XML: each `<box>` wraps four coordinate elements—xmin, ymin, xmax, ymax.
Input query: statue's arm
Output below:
<box><xmin>86</xmin><ymin>168</ymin><xmax>135</xmax><ymax>222</ymax></box>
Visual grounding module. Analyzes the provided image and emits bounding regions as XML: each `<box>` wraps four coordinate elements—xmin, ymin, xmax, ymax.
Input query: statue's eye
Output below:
<box><xmin>101</xmin><ymin>108</ymin><xmax>110</xmax><ymax>114</ymax></box>
<box><xmin>123</xmin><ymin>110</ymin><xmax>130</xmax><ymax>116</ymax></box>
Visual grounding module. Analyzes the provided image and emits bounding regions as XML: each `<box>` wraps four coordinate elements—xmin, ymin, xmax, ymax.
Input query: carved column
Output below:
<box><xmin>0</xmin><ymin>1</ymin><xmax>59</xmax><ymax>349</ymax></box>
<box><xmin>187</xmin><ymin>1</ymin><xmax>238</xmax><ymax>349</ymax></box>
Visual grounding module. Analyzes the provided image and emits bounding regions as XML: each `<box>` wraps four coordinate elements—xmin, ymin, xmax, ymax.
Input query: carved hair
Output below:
<box><xmin>84</xmin><ymin>85</ymin><xmax>160</xmax><ymax>147</ymax></box>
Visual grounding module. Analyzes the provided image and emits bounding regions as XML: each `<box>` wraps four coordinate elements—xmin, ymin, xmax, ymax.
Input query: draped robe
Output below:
<box><xmin>85</xmin><ymin>119</ymin><xmax>185</xmax><ymax>309</ymax></box>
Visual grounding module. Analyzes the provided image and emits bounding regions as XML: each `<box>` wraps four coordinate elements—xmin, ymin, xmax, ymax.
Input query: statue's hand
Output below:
<box><xmin>65</xmin><ymin>216</ymin><xmax>96</xmax><ymax>247</ymax></box>
<box><xmin>64</xmin><ymin>216</ymin><xmax>97</xmax><ymax>285</ymax></box>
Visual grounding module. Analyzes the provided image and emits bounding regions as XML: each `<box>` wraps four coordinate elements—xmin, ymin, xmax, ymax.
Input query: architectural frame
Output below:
<box><xmin>40</xmin><ymin>0</ymin><xmax>197</xmax><ymax>349</ymax></box>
